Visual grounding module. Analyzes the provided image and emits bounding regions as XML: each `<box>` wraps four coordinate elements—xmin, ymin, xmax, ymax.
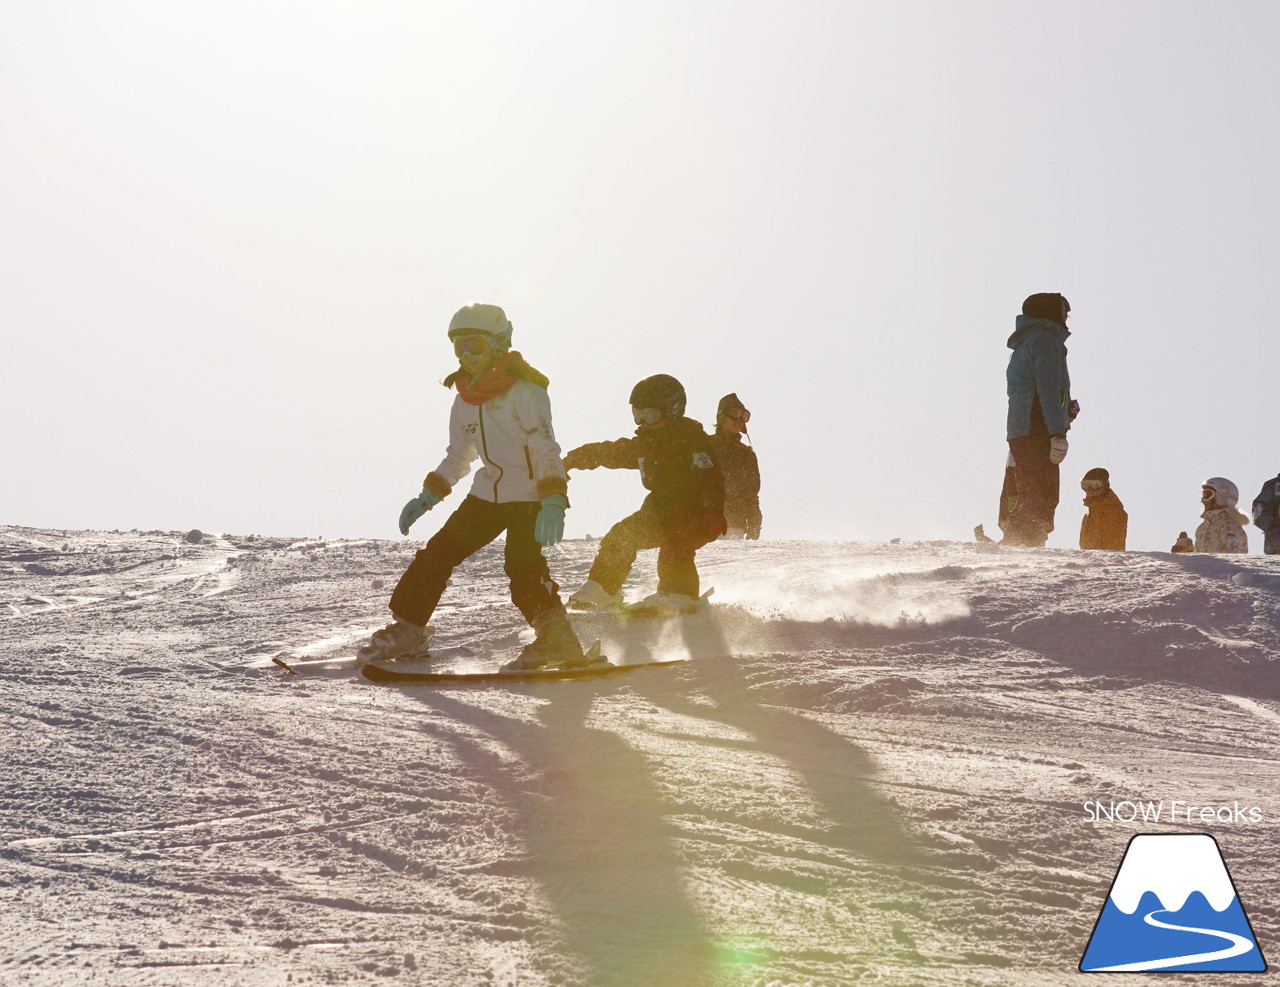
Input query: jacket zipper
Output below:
<box><xmin>477</xmin><ymin>403</ymin><xmax>503</xmax><ymax>500</ymax></box>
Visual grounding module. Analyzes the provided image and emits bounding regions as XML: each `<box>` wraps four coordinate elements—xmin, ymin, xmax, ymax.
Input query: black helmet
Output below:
<box><xmin>629</xmin><ymin>374</ymin><xmax>686</xmax><ymax>419</ymax></box>
<box><xmin>1022</xmin><ymin>292</ymin><xmax>1070</xmax><ymax>325</ymax></box>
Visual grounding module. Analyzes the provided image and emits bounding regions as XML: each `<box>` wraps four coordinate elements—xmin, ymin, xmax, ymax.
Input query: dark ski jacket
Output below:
<box><xmin>1080</xmin><ymin>488</ymin><xmax>1127</xmax><ymax>551</ymax></box>
<box><xmin>564</xmin><ymin>417</ymin><xmax>725</xmax><ymax>536</ymax></box>
<box><xmin>709</xmin><ymin>430</ymin><xmax>762</xmax><ymax>535</ymax></box>
<box><xmin>1251</xmin><ymin>474</ymin><xmax>1280</xmax><ymax>554</ymax></box>
<box><xmin>1006</xmin><ymin>316</ymin><xmax>1072</xmax><ymax>440</ymax></box>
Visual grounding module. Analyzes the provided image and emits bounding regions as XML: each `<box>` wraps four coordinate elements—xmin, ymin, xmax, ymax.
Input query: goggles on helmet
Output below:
<box><xmin>1201</xmin><ymin>486</ymin><xmax>1217</xmax><ymax>502</ymax></box>
<box><xmin>632</xmin><ymin>406</ymin><xmax>663</xmax><ymax>426</ymax></box>
<box><xmin>453</xmin><ymin>335</ymin><xmax>492</xmax><ymax>359</ymax></box>
<box><xmin>1081</xmin><ymin>479</ymin><xmax>1106</xmax><ymax>492</ymax></box>
<box><xmin>723</xmin><ymin>407</ymin><xmax>750</xmax><ymax>424</ymax></box>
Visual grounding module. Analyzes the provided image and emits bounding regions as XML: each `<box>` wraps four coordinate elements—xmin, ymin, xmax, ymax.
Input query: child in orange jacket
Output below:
<box><xmin>1079</xmin><ymin>468</ymin><xmax>1127</xmax><ymax>550</ymax></box>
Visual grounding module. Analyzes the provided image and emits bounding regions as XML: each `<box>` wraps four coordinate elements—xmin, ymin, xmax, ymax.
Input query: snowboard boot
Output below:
<box><xmin>999</xmin><ymin>520</ymin><xmax>1051</xmax><ymax>548</ymax></box>
<box><xmin>634</xmin><ymin>590</ymin><xmax>700</xmax><ymax>615</ymax></box>
<box><xmin>1018</xmin><ymin>521</ymin><xmax>1052</xmax><ymax>548</ymax></box>
<box><xmin>566</xmin><ymin>579</ymin><xmax>621</xmax><ymax>611</ymax></box>
<box><xmin>505</xmin><ymin>606</ymin><xmax>588</xmax><ymax>670</ymax></box>
<box><xmin>356</xmin><ymin>618</ymin><xmax>433</xmax><ymax>665</ymax></box>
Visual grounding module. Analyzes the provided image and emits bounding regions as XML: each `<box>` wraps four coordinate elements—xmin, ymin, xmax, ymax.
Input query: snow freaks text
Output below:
<box><xmin>1083</xmin><ymin>800</ymin><xmax>1263</xmax><ymax>824</ymax></box>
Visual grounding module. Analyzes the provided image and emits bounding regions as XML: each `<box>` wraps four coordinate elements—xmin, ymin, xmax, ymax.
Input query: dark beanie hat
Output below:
<box><xmin>1022</xmin><ymin>292</ymin><xmax>1071</xmax><ymax>323</ymax></box>
<box><xmin>1083</xmin><ymin>467</ymin><xmax>1110</xmax><ymax>484</ymax></box>
<box><xmin>717</xmin><ymin>393</ymin><xmax>746</xmax><ymax>417</ymax></box>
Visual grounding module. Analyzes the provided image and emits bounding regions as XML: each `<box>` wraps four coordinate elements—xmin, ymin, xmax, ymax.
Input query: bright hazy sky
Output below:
<box><xmin>5</xmin><ymin>1</ymin><xmax>1280</xmax><ymax>553</ymax></box>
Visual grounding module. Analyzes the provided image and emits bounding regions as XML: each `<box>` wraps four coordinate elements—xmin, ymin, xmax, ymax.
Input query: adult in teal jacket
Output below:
<box><xmin>1003</xmin><ymin>293</ymin><xmax>1076</xmax><ymax>546</ymax></box>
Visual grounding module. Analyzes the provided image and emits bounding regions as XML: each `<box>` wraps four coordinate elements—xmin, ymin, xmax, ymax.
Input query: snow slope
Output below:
<box><xmin>2</xmin><ymin>527</ymin><xmax>1277</xmax><ymax>986</ymax></box>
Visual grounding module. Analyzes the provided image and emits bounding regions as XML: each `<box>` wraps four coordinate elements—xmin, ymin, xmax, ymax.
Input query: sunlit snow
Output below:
<box><xmin>3</xmin><ymin>526</ymin><xmax>1278</xmax><ymax>986</ymax></box>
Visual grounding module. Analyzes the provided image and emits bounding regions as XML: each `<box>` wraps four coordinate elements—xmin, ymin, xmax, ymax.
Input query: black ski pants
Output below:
<box><xmin>996</xmin><ymin>458</ymin><xmax>1017</xmax><ymax>537</ymax></box>
<box><xmin>389</xmin><ymin>495</ymin><xmax>561</xmax><ymax>627</ymax></box>
<box><xmin>588</xmin><ymin>505</ymin><xmax>708</xmax><ymax>599</ymax></box>
<box><xmin>1005</xmin><ymin>432</ymin><xmax>1060</xmax><ymax>546</ymax></box>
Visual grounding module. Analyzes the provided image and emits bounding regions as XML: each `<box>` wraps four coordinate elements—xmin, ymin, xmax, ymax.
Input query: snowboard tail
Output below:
<box><xmin>273</xmin><ymin>645</ymin><xmax>473</xmax><ymax>675</ymax></box>
<box><xmin>361</xmin><ymin>642</ymin><xmax>689</xmax><ymax>684</ymax></box>
<box><xmin>575</xmin><ymin>587</ymin><xmax>715</xmax><ymax>620</ymax></box>
<box><xmin>620</xmin><ymin>587</ymin><xmax>714</xmax><ymax>618</ymax></box>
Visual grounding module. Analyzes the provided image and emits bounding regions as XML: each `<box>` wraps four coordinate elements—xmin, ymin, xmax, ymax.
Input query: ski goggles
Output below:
<box><xmin>452</xmin><ymin>335</ymin><xmax>492</xmax><ymax>358</ymax></box>
<box><xmin>1081</xmin><ymin>479</ymin><xmax>1106</xmax><ymax>492</ymax></box>
<box><xmin>632</xmin><ymin>406</ymin><xmax>663</xmax><ymax>426</ymax></box>
<box><xmin>722</xmin><ymin>407</ymin><xmax>751</xmax><ymax>423</ymax></box>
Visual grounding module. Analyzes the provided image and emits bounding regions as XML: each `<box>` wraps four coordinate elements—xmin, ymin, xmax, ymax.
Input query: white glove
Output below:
<box><xmin>1049</xmin><ymin>436</ymin><xmax>1068</xmax><ymax>464</ymax></box>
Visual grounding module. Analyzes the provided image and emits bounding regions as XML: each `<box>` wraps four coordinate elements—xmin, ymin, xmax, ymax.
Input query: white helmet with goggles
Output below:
<box><xmin>1202</xmin><ymin>477</ymin><xmax>1239</xmax><ymax>509</ymax></box>
<box><xmin>448</xmin><ymin>303</ymin><xmax>513</xmax><ymax>352</ymax></box>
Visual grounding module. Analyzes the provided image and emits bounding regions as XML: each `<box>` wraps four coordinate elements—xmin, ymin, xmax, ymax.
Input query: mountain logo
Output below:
<box><xmin>1080</xmin><ymin>833</ymin><xmax>1266</xmax><ymax>973</ymax></box>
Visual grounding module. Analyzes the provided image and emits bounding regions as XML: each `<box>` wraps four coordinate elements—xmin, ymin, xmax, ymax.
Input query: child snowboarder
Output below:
<box><xmin>1186</xmin><ymin>477</ymin><xmax>1249</xmax><ymax>553</ymax></box>
<box><xmin>1079</xmin><ymin>467</ymin><xmax>1127</xmax><ymax>550</ymax></box>
<box><xmin>1251</xmin><ymin>472</ymin><xmax>1280</xmax><ymax>555</ymax></box>
<box><xmin>709</xmin><ymin>392</ymin><xmax>762</xmax><ymax>540</ymax></box>
<box><xmin>359</xmin><ymin>303</ymin><xmax>586</xmax><ymax>670</ymax></box>
<box><xmin>563</xmin><ymin>374</ymin><xmax>726</xmax><ymax>614</ymax></box>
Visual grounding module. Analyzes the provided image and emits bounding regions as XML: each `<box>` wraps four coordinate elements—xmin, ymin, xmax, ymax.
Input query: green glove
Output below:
<box><xmin>534</xmin><ymin>494</ymin><xmax>568</xmax><ymax>546</ymax></box>
<box><xmin>399</xmin><ymin>489</ymin><xmax>442</xmax><ymax>535</ymax></box>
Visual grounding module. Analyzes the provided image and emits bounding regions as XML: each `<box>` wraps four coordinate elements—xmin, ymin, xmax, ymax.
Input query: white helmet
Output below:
<box><xmin>1202</xmin><ymin>477</ymin><xmax>1239</xmax><ymax>509</ymax></box>
<box><xmin>448</xmin><ymin>303</ymin><xmax>512</xmax><ymax>351</ymax></box>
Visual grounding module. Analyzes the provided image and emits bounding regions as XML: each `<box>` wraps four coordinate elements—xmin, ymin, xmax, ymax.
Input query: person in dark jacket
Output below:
<box><xmin>1079</xmin><ymin>467</ymin><xmax>1127</xmax><ymax>550</ymax></box>
<box><xmin>564</xmin><ymin>374</ymin><xmax>726</xmax><ymax>614</ymax></box>
<box><xmin>1003</xmin><ymin>292</ymin><xmax>1076</xmax><ymax>547</ymax></box>
<box><xmin>1251</xmin><ymin>473</ymin><xmax>1280</xmax><ymax>554</ymax></box>
<box><xmin>709</xmin><ymin>393</ymin><xmax>762</xmax><ymax>539</ymax></box>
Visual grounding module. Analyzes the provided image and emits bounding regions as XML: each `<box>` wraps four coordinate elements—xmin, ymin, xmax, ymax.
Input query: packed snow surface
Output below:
<box><xmin>2</xmin><ymin>526</ymin><xmax>1278</xmax><ymax>986</ymax></box>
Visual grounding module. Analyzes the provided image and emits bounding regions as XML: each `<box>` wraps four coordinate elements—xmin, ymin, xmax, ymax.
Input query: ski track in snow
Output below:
<box><xmin>1</xmin><ymin>527</ymin><xmax>1279</xmax><ymax>985</ymax></box>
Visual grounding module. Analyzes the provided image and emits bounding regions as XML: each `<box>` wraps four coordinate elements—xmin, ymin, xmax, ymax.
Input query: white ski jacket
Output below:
<box><xmin>429</xmin><ymin>380</ymin><xmax>569</xmax><ymax>504</ymax></box>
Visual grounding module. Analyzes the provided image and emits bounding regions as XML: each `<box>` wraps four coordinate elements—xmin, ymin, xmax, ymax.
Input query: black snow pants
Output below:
<box><xmin>587</xmin><ymin>505</ymin><xmax>708</xmax><ymax>599</ymax></box>
<box><xmin>1004</xmin><ymin>432</ymin><xmax>1060</xmax><ymax>547</ymax></box>
<box><xmin>996</xmin><ymin>457</ymin><xmax>1017</xmax><ymax>537</ymax></box>
<box><xmin>389</xmin><ymin>495</ymin><xmax>562</xmax><ymax>627</ymax></box>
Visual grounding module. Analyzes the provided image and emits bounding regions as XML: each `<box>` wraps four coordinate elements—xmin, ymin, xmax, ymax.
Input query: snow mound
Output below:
<box><xmin>2</xmin><ymin>527</ymin><xmax>1278</xmax><ymax>985</ymax></box>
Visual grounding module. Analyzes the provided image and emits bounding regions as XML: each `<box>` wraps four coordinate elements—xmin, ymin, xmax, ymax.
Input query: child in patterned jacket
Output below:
<box><xmin>1188</xmin><ymin>477</ymin><xmax>1249</xmax><ymax>553</ymax></box>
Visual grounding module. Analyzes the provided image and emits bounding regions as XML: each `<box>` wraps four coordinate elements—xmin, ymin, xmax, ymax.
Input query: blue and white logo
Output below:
<box><xmin>1080</xmin><ymin>834</ymin><xmax>1266</xmax><ymax>973</ymax></box>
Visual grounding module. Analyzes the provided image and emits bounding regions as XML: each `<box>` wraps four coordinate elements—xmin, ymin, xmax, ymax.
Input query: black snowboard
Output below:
<box><xmin>361</xmin><ymin>651</ymin><xmax>690</xmax><ymax>684</ymax></box>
